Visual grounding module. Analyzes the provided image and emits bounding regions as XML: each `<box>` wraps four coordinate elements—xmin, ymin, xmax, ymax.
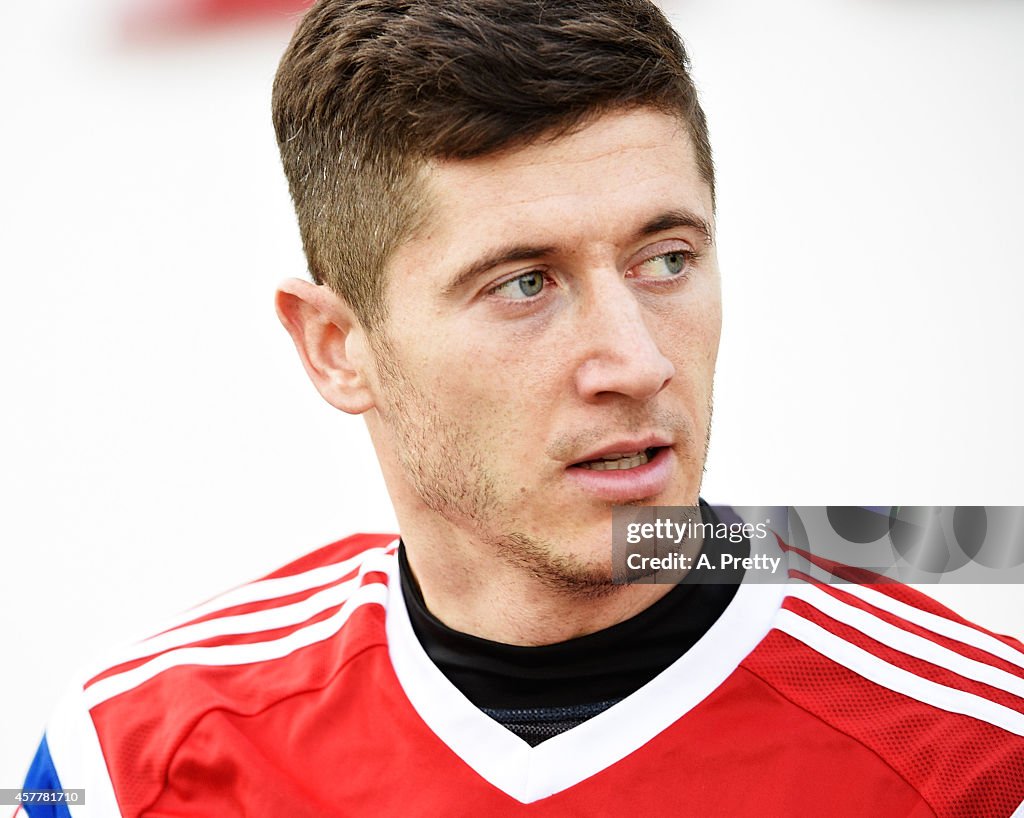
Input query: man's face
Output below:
<box><xmin>365</xmin><ymin>107</ymin><xmax>721</xmax><ymax>590</ymax></box>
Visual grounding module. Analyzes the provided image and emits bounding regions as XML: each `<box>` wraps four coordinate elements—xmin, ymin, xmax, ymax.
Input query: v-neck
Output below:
<box><xmin>384</xmin><ymin>548</ymin><xmax>787</xmax><ymax>804</ymax></box>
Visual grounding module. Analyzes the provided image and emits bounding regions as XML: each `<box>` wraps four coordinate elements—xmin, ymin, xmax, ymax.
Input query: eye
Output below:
<box><xmin>633</xmin><ymin>250</ymin><xmax>693</xmax><ymax>279</ymax></box>
<box><xmin>491</xmin><ymin>270</ymin><xmax>547</xmax><ymax>300</ymax></box>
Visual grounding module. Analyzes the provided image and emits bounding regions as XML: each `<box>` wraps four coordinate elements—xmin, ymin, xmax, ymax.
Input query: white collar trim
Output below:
<box><xmin>384</xmin><ymin>550</ymin><xmax>786</xmax><ymax>803</ymax></box>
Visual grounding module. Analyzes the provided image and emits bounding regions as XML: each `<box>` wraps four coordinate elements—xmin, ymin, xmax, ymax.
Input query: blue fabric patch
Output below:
<box><xmin>21</xmin><ymin>737</ymin><xmax>72</xmax><ymax>818</ymax></box>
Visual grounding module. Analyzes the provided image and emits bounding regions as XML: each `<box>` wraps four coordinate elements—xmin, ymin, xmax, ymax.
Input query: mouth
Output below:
<box><xmin>571</xmin><ymin>446</ymin><xmax>664</xmax><ymax>471</ymax></box>
<box><xmin>565</xmin><ymin>443</ymin><xmax>675</xmax><ymax>502</ymax></box>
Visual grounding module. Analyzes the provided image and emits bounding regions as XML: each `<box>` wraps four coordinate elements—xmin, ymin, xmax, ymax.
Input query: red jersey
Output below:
<box><xmin>22</xmin><ymin>533</ymin><xmax>1024</xmax><ymax>817</ymax></box>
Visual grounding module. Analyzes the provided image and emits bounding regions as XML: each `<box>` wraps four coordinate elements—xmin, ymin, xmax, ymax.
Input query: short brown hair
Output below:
<box><xmin>272</xmin><ymin>0</ymin><xmax>714</xmax><ymax>329</ymax></box>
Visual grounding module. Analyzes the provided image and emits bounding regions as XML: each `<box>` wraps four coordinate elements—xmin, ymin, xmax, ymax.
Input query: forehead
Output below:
<box><xmin>389</xmin><ymin>107</ymin><xmax>714</xmax><ymax>287</ymax></box>
<box><xmin>433</xmin><ymin>108</ymin><xmax>703</xmax><ymax>193</ymax></box>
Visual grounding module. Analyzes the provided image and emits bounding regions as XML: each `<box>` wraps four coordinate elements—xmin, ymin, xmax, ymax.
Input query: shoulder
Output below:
<box><xmin>743</xmin><ymin>569</ymin><xmax>1024</xmax><ymax>817</ymax></box>
<box><xmin>36</xmin><ymin>533</ymin><xmax>399</xmax><ymax>818</ymax></box>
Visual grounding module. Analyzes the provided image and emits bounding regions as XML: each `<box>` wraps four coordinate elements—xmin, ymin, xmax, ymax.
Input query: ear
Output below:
<box><xmin>275</xmin><ymin>278</ymin><xmax>376</xmax><ymax>415</ymax></box>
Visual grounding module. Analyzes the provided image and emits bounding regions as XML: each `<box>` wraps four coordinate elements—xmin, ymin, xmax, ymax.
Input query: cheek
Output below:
<box><xmin>415</xmin><ymin>345</ymin><xmax>538</xmax><ymax>420</ymax></box>
<box><xmin>434</xmin><ymin>352</ymin><xmax>561</xmax><ymax>459</ymax></box>
<box><xmin>698</xmin><ymin>307</ymin><xmax>723</xmax><ymax>368</ymax></box>
<box><xmin>659</xmin><ymin>305</ymin><xmax>721</xmax><ymax>375</ymax></box>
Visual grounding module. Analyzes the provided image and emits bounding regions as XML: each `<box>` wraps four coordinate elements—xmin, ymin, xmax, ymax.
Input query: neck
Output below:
<box><xmin>397</xmin><ymin>511</ymin><xmax>684</xmax><ymax>646</ymax></box>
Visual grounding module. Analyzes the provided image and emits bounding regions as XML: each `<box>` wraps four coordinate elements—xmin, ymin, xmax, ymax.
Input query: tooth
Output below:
<box><xmin>577</xmin><ymin>450</ymin><xmax>652</xmax><ymax>470</ymax></box>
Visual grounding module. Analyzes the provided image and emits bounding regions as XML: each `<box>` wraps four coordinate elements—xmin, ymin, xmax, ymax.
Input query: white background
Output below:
<box><xmin>2</xmin><ymin>0</ymin><xmax>1022</xmax><ymax>784</ymax></box>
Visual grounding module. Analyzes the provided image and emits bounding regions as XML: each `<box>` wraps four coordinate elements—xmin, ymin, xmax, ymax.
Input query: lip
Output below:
<box><xmin>569</xmin><ymin>435</ymin><xmax>673</xmax><ymax>465</ymax></box>
<box><xmin>564</xmin><ymin>443</ymin><xmax>675</xmax><ymax>503</ymax></box>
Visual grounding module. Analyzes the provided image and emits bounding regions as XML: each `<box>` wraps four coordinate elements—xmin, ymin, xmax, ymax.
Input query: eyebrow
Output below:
<box><xmin>441</xmin><ymin>243</ymin><xmax>558</xmax><ymax>298</ymax></box>
<box><xmin>441</xmin><ymin>207</ymin><xmax>714</xmax><ymax>297</ymax></box>
<box><xmin>639</xmin><ymin>209</ymin><xmax>715</xmax><ymax>247</ymax></box>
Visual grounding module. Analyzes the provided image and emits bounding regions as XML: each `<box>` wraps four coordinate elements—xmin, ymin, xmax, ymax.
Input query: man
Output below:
<box><xmin>19</xmin><ymin>0</ymin><xmax>1024</xmax><ymax>816</ymax></box>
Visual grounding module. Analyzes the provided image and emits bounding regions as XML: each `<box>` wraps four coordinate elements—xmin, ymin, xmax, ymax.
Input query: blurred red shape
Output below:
<box><xmin>124</xmin><ymin>0</ymin><xmax>314</xmax><ymax>37</ymax></box>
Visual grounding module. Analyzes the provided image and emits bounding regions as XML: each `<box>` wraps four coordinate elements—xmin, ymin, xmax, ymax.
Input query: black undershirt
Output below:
<box><xmin>400</xmin><ymin>501</ymin><xmax>750</xmax><ymax>745</ymax></box>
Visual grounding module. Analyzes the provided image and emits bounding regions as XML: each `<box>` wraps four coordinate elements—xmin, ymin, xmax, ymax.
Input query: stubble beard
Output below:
<box><xmin>370</xmin><ymin>333</ymin><xmax>713</xmax><ymax>599</ymax></box>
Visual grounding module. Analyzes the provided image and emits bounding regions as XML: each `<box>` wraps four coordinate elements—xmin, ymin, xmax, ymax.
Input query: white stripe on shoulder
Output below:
<box><xmin>84</xmin><ymin>550</ymin><xmax>395</xmax><ymax>710</ymax></box>
<box><xmin>789</xmin><ymin>582</ymin><xmax>1024</xmax><ymax>700</ymax></box>
<box><xmin>1011</xmin><ymin>795</ymin><xmax>1024</xmax><ymax>818</ymax></box>
<box><xmin>84</xmin><ymin>541</ymin><xmax>398</xmax><ymax>679</ymax></box>
<box><xmin>89</xmin><ymin>574</ymin><xmax>370</xmax><ymax>679</ymax></box>
<box><xmin>799</xmin><ymin>565</ymin><xmax>1024</xmax><ymax>671</ymax></box>
<box><xmin>164</xmin><ymin>541</ymin><xmax>398</xmax><ymax>630</ymax></box>
<box><xmin>775</xmin><ymin>608</ymin><xmax>1024</xmax><ymax>738</ymax></box>
<box><xmin>46</xmin><ymin>676</ymin><xmax>123</xmax><ymax>818</ymax></box>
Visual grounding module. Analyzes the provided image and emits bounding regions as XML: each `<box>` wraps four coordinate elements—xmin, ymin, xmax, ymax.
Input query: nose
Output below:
<box><xmin>573</xmin><ymin>277</ymin><xmax>675</xmax><ymax>402</ymax></box>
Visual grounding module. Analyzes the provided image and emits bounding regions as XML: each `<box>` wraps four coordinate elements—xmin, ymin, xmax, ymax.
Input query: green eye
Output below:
<box><xmin>517</xmin><ymin>272</ymin><xmax>544</xmax><ymax>297</ymax></box>
<box><xmin>662</xmin><ymin>252</ymin><xmax>686</xmax><ymax>275</ymax></box>
<box><xmin>633</xmin><ymin>249</ymin><xmax>693</xmax><ymax>279</ymax></box>
<box><xmin>493</xmin><ymin>271</ymin><xmax>546</xmax><ymax>300</ymax></box>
